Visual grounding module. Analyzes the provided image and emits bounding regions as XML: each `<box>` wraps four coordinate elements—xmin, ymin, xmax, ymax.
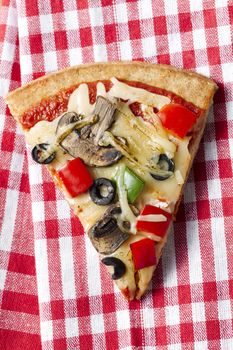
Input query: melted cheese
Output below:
<box><xmin>68</xmin><ymin>83</ymin><xmax>94</xmax><ymax>115</ymax></box>
<box><xmin>137</xmin><ymin>214</ymin><xmax>167</xmax><ymax>222</ymax></box>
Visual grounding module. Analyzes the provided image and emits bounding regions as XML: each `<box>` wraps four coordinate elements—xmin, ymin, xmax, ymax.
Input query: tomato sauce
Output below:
<box><xmin>20</xmin><ymin>79</ymin><xmax>202</xmax><ymax>130</ymax></box>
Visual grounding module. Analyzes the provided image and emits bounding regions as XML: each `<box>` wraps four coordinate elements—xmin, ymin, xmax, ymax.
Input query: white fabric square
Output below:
<box><xmin>192</xmin><ymin>29</ymin><xmax>206</xmax><ymax>50</ymax></box>
<box><xmin>229</xmin><ymin>137</ymin><xmax>233</xmax><ymax>160</ymax></box>
<box><xmin>165</xmin><ymin>305</ymin><xmax>180</xmax><ymax>326</ymax></box>
<box><xmin>91</xmin><ymin>314</ymin><xmax>105</xmax><ymax>334</ymax></box>
<box><xmin>164</xmin><ymin>0</ymin><xmax>178</xmax><ymax>15</ymax></box>
<box><xmin>2</xmin><ymin>42</ymin><xmax>15</xmax><ymax>61</ymax></box>
<box><xmin>59</xmin><ymin>237</ymin><xmax>76</xmax><ymax>300</ymax></box>
<box><xmin>18</xmin><ymin>16</ymin><xmax>29</xmax><ymax>37</ymax></box>
<box><xmin>168</xmin><ymin>344</ymin><xmax>182</xmax><ymax>350</ymax></box>
<box><xmin>226</xmin><ymin>101</ymin><xmax>233</xmax><ymax>121</ymax></box>
<box><xmin>10</xmin><ymin>152</ymin><xmax>24</xmax><ymax>173</ymax></box>
<box><xmin>186</xmin><ymin>221</ymin><xmax>203</xmax><ymax>284</ymax></box>
<box><xmin>116</xmin><ymin>310</ymin><xmax>131</xmax><ymax>330</ymax></box>
<box><xmin>119</xmin><ymin>40</ymin><xmax>132</xmax><ymax>60</ymax></box>
<box><xmin>218</xmin><ymin>25</ymin><xmax>231</xmax><ymax>46</ymax></box>
<box><xmin>41</xmin><ymin>320</ymin><xmax>53</xmax><ymax>341</ymax></box>
<box><xmin>7</xmin><ymin>5</ymin><xmax>17</xmax><ymax>27</ymax></box>
<box><xmin>115</xmin><ymin>3</ymin><xmax>128</xmax><ymax>23</ymax></box>
<box><xmin>142</xmin><ymin>37</ymin><xmax>156</xmax><ymax>58</ymax></box>
<box><xmin>29</xmin><ymin>163</ymin><xmax>43</xmax><ymax>185</ymax></box>
<box><xmin>32</xmin><ymin>201</ymin><xmax>45</xmax><ymax>222</ymax></box>
<box><xmin>218</xmin><ymin>299</ymin><xmax>232</xmax><ymax>320</ymax></box>
<box><xmin>196</xmin><ymin>65</ymin><xmax>210</xmax><ymax>77</ymax></box>
<box><xmin>57</xmin><ymin>200</ymin><xmax>70</xmax><ymax>219</ymax></box>
<box><xmin>222</xmin><ymin>63</ymin><xmax>233</xmax><ymax>83</ymax></box>
<box><xmin>211</xmin><ymin>217</ymin><xmax>228</xmax><ymax>281</ymax></box>
<box><xmin>192</xmin><ymin>302</ymin><xmax>206</xmax><ymax>322</ymax></box>
<box><xmin>35</xmin><ymin>239</ymin><xmax>50</xmax><ymax>302</ymax></box>
<box><xmin>93</xmin><ymin>44</ymin><xmax>107</xmax><ymax>62</ymax></box>
<box><xmin>85</xmin><ymin>235</ymin><xmax>102</xmax><ymax>296</ymax></box>
<box><xmin>162</xmin><ymin>227</ymin><xmax>178</xmax><ymax>288</ymax></box>
<box><xmin>65</xmin><ymin>317</ymin><xmax>79</xmax><ymax>338</ymax></box>
<box><xmin>0</xmin><ymin>269</ymin><xmax>7</xmax><ymax>290</ymax></box>
<box><xmin>168</xmin><ymin>32</ymin><xmax>182</xmax><ymax>54</ymax></box>
<box><xmin>194</xmin><ymin>341</ymin><xmax>208</xmax><ymax>350</ymax></box>
<box><xmin>190</xmin><ymin>0</ymin><xmax>203</xmax><ymax>11</ymax></box>
<box><xmin>65</xmin><ymin>11</ymin><xmax>79</xmax><ymax>30</ymax></box>
<box><xmin>0</xmin><ymin>78</ymin><xmax>10</xmax><ymax>99</ymax></box>
<box><xmin>220</xmin><ymin>339</ymin><xmax>233</xmax><ymax>350</ymax></box>
<box><xmin>142</xmin><ymin>308</ymin><xmax>154</xmax><ymax>328</ymax></box>
<box><xmin>69</xmin><ymin>47</ymin><xmax>83</xmax><ymax>66</ymax></box>
<box><xmin>44</xmin><ymin>51</ymin><xmax>58</xmax><ymax>72</ymax></box>
<box><xmin>40</xmin><ymin>14</ymin><xmax>54</xmax><ymax>34</ymax></box>
<box><xmin>20</xmin><ymin>54</ymin><xmax>33</xmax><ymax>75</ymax></box>
<box><xmin>207</xmin><ymin>179</ymin><xmax>221</xmax><ymax>200</ymax></box>
<box><xmin>89</xmin><ymin>7</ymin><xmax>104</xmax><ymax>27</ymax></box>
<box><xmin>138</xmin><ymin>0</ymin><xmax>153</xmax><ymax>19</ymax></box>
<box><xmin>204</xmin><ymin>141</ymin><xmax>218</xmax><ymax>161</ymax></box>
<box><xmin>215</xmin><ymin>0</ymin><xmax>229</xmax><ymax>7</ymax></box>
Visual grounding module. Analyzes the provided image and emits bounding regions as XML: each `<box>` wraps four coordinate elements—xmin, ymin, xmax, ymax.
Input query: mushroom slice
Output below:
<box><xmin>60</xmin><ymin>130</ymin><xmax>122</xmax><ymax>167</ymax></box>
<box><xmin>91</xmin><ymin>96</ymin><xmax>117</xmax><ymax>145</ymax></box>
<box><xmin>56</xmin><ymin>111</ymin><xmax>82</xmax><ymax>135</ymax></box>
<box><xmin>87</xmin><ymin>205</ymin><xmax>130</xmax><ymax>255</ymax></box>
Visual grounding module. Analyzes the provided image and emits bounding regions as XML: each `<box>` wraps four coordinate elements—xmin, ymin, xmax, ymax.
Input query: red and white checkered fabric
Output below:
<box><xmin>1</xmin><ymin>0</ymin><xmax>233</xmax><ymax>349</ymax></box>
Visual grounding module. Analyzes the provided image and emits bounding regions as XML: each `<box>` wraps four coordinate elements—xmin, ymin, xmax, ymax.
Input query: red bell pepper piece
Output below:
<box><xmin>158</xmin><ymin>103</ymin><xmax>197</xmax><ymax>138</ymax></box>
<box><xmin>130</xmin><ymin>238</ymin><xmax>156</xmax><ymax>270</ymax></box>
<box><xmin>136</xmin><ymin>205</ymin><xmax>172</xmax><ymax>239</ymax></box>
<box><xmin>58</xmin><ymin>157</ymin><xmax>93</xmax><ymax>197</ymax></box>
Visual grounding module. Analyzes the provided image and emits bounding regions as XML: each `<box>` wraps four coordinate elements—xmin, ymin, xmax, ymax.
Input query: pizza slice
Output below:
<box><xmin>5</xmin><ymin>62</ymin><xmax>217</xmax><ymax>300</ymax></box>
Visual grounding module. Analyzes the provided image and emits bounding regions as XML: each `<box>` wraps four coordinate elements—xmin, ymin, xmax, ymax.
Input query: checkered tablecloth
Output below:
<box><xmin>0</xmin><ymin>0</ymin><xmax>233</xmax><ymax>349</ymax></box>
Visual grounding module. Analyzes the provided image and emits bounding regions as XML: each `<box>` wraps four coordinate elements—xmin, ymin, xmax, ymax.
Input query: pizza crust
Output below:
<box><xmin>5</xmin><ymin>61</ymin><xmax>217</xmax><ymax>118</ymax></box>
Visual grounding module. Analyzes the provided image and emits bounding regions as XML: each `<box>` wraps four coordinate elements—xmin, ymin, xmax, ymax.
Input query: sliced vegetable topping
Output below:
<box><xmin>130</xmin><ymin>238</ymin><xmax>157</xmax><ymax>270</ymax></box>
<box><xmin>150</xmin><ymin>154</ymin><xmax>175</xmax><ymax>181</ymax></box>
<box><xmin>136</xmin><ymin>205</ymin><xmax>172</xmax><ymax>239</ymax></box>
<box><xmin>89</xmin><ymin>178</ymin><xmax>116</xmax><ymax>206</ymax></box>
<box><xmin>58</xmin><ymin>157</ymin><xmax>93</xmax><ymax>197</ymax></box>
<box><xmin>158</xmin><ymin>103</ymin><xmax>197</xmax><ymax>138</ymax></box>
<box><xmin>101</xmin><ymin>257</ymin><xmax>126</xmax><ymax>280</ymax></box>
<box><xmin>32</xmin><ymin>143</ymin><xmax>56</xmax><ymax>164</ymax></box>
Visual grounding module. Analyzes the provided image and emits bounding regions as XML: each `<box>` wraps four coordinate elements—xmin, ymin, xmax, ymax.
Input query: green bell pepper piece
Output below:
<box><xmin>123</xmin><ymin>166</ymin><xmax>144</xmax><ymax>203</ymax></box>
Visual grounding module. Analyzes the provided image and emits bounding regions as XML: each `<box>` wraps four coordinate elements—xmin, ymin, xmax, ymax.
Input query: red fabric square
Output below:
<box><xmin>51</xmin><ymin>300</ymin><xmax>65</xmax><ymax>320</ymax></box>
<box><xmin>206</xmin><ymin>320</ymin><xmax>221</xmax><ymax>340</ymax></box>
<box><xmin>218</xmin><ymin>159</ymin><xmax>232</xmax><ymax>179</ymax></box>
<box><xmin>207</xmin><ymin>47</ymin><xmax>221</xmax><ymax>66</ymax></box>
<box><xmin>29</xmin><ymin>34</ymin><xmax>43</xmax><ymax>54</ymax></box>
<box><xmin>180</xmin><ymin>323</ymin><xmax>194</xmax><ymax>343</ymax></box>
<box><xmin>154</xmin><ymin>16</ymin><xmax>167</xmax><ymax>35</ymax></box>
<box><xmin>1</xmin><ymin>131</ymin><xmax>15</xmax><ymax>152</ymax></box>
<box><xmin>179</xmin><ymin>13</ymin><xmax>192</xmax><ymax>32</ymax></box>
<box><xmin>215</xmin><ymin>121</ymin><xmax>229</xmax><ymax>140</ymax></box>
<box><xmin>229</xmin><ymin>5</ymin><xmax>233</xmax><ymax>24</ymax></box>
<box><xmin>153</xmin><ymin>288</ymin><xmax>165</xmax><ymax>308</ymax></box>
<box><xmin>222</xmin><ymin>197</ymin><xmax>233</xmax><ymax>216</ymax></box>
<box><xmin>54</xmin><ymin>339</ymin><xmax>67</xmax><ymax>350</ymax></box>
<box><xmin>8</xmin><ymin>252</ymin><xmax>35</xmax><ymax>275</ymax></box>
<box><xmin>128</xmin><ymin>20</ymin><xmax>141</xmax><ymax>39</ymax></box>
<box><xmin>76</xmin><ymin>0</ymin><xmax>88</xmax><ymax>9</ymax></box>
<box><xmin>130</xmin><ymin>327</ymin><xmax>143</xmax><ymax>346</ymax></box>
<box><xmin>102</xmin><ymin>294</ymin><xmax>116</xmax><ymax>313</ymax></box>
<box><xmin>197</xmin><ymin>200</ymin><xmax>211</xmax><ymax>220</ymax></box>
<box><xmin>79</xmin><ymin>335</ymin><xmax>93</xmax><ymax>350</ymax></box>
<box><xmin>80</xmin><ymin>27</ymin><xmax>93</xmax><ymax>47</ymax></box>
<box><xmin>43</xmin><ymin>182</ymin><xmax>56</xmax><ymax>201</ymax></box>
<box><xmin>105</xmin><ymin>332</ymin><xmax>119</xmax><ymax>350</ymax></box>
<box><xmin>54</xmin><ymin>31</ymin><xmax>68</xmax><ymax>51</ymax></box>
<box><xmin>45</xmin><ymin>219</ymin><xmax>59</xmax><ymax>238</ymax></box>
<box><xmin>25</xmin><ymin>0</ymin><xmax>39</xmax><ymax>16</ymax></box>
<box><xmin>1</xmin><ymin>291</ymin><xmax>39</xmax><ymax>314</ymax></box>
<box><xmin>157</xmin><ymin>54</ymin><xmax>170</xmax><ymax>64</ymax></box>
<box><xmin>0</xmin><ymin>330</ymin><xmax>41</xmax><ymax>350</ymax></box>
<box><xmin>102</xmin><ymin>0</ymin><xmax>114</xmax><ymax>6</ymax></box>
<box><xmin>194</xmin><ymin>161</ymin><xmax>207</xmax><ymax>182</ymax></box>
<box><xmin>51</xmin><ymin>0</ymin><xmax>64</xmax><ymax>13</ymax></box>
<box><xmin>0</xmin><ymin>169</ymin><xmax>9</xmax><ymax>188</ymax></box>
<box><xmin>77</xmin><ymin>296</ymin><xmax>90</xmax><ymax>317</ymax></box>
<box><xmin>155</xmin><ymin>326</ymin><xmax>167</xmax><ymax>346</ymax></box>
<box><xmin>71</xmin><ymin>216</ymin><xmax>85</xmax><ymax>236</ymax></box>
<box><xmin>20</xmin><ymin>173</ymin><xmax>30</xmax><ymax>193</ymax></box>
<box><xmin>12</xmin><ymin>62</ymin><xmax>21</xmax><ymax>82</ymax></box>
<box><xmin>104</xmin><ymin>24</ymin><xmax>117</xmax><ymax>44</ymax></box>
<box><xmin>203</xmin><ymin>281</ymin><xmax>217</xmax><ymax>302</ymax></box>
<box><xmin>0</xmin><ymin>24</ymin><xmax>6</xmax><ymax>42</ymax></box>
<box><xmin>182</xmin><ymin>50</ymin><xmax>196</xmax><ymax>68</ymax></box>
<box><xmin>204</xmin><ymin>9</ymin><xmax>217</xmax><ymax>28</ymax></box>
<box><xmin>178</xmin><ymin>285</ymin><xmax>191</xmax><ymax>304</ymax></box>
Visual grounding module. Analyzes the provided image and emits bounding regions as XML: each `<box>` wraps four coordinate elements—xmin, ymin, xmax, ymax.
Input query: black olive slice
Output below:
<box><xmin>101</xmin><ymin>257</ymin><xmax>126</xmax><ymax>280</ymax></box>
<box><xmin>151</xmin><ymin>154</ymin><xmax>175</xmax><ymax>181</ymax></box>
<box><xmin>89</xmin><ymin>178</ymin><xmax>116</xmax><ymax>205</ymax></box>
<box><xmin>31</xmin><ymin>143</ymin><xmax>56</xmax><ymax>164</ymax></box>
